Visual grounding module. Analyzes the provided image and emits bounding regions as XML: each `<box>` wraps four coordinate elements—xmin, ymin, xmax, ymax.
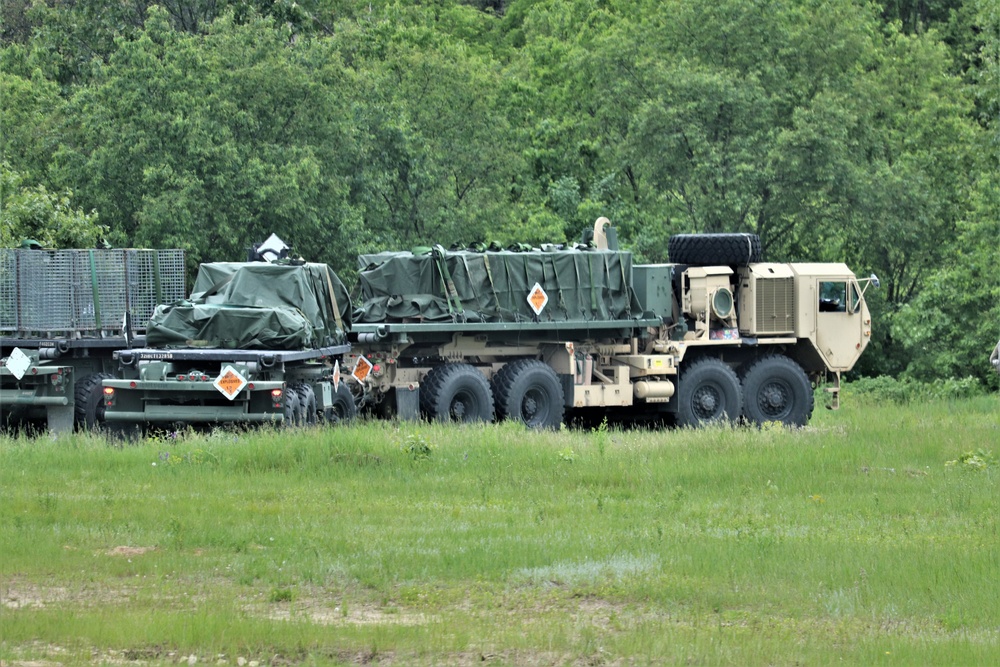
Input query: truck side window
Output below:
<box><xmin>819</xmin><ymin>281</ymin><xmax>847</xmax><ymax>312</ymax></box>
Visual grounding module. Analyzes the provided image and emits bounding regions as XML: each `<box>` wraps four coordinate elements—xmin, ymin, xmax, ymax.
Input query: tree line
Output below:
<box><xmin>1</xmin><ymin>0</ymin><xmax>997</xmax><ymax>388</ymax></box>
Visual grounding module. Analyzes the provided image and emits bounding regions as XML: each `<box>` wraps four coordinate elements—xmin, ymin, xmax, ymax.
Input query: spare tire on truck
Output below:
<box><xmin>668</xmin><ymin>233</ymin><xmax>761</xmax><ymax>265</ymax></box>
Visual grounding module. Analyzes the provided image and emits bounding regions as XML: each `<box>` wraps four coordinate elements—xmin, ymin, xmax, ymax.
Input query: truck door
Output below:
<box><xmin>814</xmin><ymin>278</ymin><xmax>868</xmax><ymax>371</ymax></box>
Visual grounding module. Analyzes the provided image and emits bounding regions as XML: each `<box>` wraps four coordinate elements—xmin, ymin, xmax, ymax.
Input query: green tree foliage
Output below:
<box><xmin>893</xmin><ymin>177</ymin><xmax>1000</xmax><ymax>389</ymax></box>
<box><xmin>52</xmin><ymin>8</ymin><xmax>364</xmax><ymax>272</ymax></box>
<box><xmin>0</xmin><ymin>0</ymin><xmax>995</xmax><ymax>383</ymax></box>
<box><xmin>341</xmin><ymin>2</ymin><xmax>524</xmax><ymax>248</ymax></box>
<box><xmin>0</xmin><ymin>163</ymin><xmax>106</xmax><ymax>248</ymax></box>
<box><xmin>0</xmin><ymin>50</ymin><xmax>63</xmax><ymax>180</ymax></box>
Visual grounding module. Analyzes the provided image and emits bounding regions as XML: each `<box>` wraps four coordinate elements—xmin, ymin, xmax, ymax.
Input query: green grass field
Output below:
<box><xmin>1</xmin><ymin>395</ymin><xmax>998</xmax><ymax>665</ymax></box>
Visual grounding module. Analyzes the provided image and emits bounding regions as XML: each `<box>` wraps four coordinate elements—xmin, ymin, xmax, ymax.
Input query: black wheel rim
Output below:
<box><xmin>755</xmin><ymin>379</ymin><xmax>792</xmax><ymax>419</ymax></box>
<box><xmin>449</xmin><ymin>390</ymin><xmax>478</xmax><ymax>421</ymax></box>
<box><xmin>520</xmin><ymin>386</ymin><xmax>548</xmax><ymax>424</ymax></box>
<box><xmin>692</xmin><ymin>383</ymin><xmax>725</xmax><ymax>420</ymax></box>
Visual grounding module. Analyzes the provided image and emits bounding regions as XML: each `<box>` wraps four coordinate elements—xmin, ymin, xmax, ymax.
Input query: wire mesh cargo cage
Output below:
<box><xmin>0</xmin><ymin>248</ymin><xmax>185</xmax><ymax>337</ymax></box>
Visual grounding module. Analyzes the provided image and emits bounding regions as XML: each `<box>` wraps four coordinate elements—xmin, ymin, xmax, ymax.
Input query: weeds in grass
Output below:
<box><xmin>1</xmin><ymin>397</ymin><xmax>998</xmax><ymax>664</ymax></box>
<box><xmin>399</xmin><ymin>431</ymin><xmax>434</xmax><ymax>460</ymax></box>
<box><xmin>946</xmin><ymin>448</ymin><xmax>995</xmax><ymax>471</ymax></box>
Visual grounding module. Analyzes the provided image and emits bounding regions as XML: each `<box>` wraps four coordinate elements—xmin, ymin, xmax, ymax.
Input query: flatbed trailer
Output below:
<box><xmin>103</xmin><ymin>344</ymin><xmax>353</xmax><ymax>434</ymax></box>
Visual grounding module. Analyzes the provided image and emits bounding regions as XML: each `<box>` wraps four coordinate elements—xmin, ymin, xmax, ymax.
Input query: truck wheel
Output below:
<box><xmin>741</xmin><ymin>356</ymin><xmax>813</xmax><ymax>427</ymax></box>
<box><xmin>675</xmin><ymin>358</ymin><xmax>741</xmax><ymax>428</ymax></box>
<box><xmin>75</xmin><ymin>373</ymin><xmax>115</xmax><ymax>430</ymax></box>
<box><xmin>325</xmin><ymin>383</ymin><xmax>358</xmax><ymax>424</ymax></box>
<box><xmin>283</xmin><ymin>390</ymin><xmax>302</xmax><ymax>427</ymax></box>
<box><xmin>668</xmin><ymin>233</ymin><xmax>761</xmax><ymax>265</ymax></box>
<box><xmin>293</xmin><ymin>383</ymin><xmax>318</xmax><ymax>425</ymax></box>
<box><xmin>420</xmin><ymin>363</ymin><xmax>494</xmax><ymax>423</ymax></box>
<box><xmin>493</xmin><ymin>359</ymin><xmax>565</xmax><ymax>429</ymax></box>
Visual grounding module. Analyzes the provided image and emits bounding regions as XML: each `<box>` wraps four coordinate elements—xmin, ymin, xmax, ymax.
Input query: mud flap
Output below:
<box><xmin>47</xmin><ymin>404</ymin><xmax>75</xmax><ymax>435</ymax></box>
<box><xmin>395</xmin><ymin>385</ymin><xmax>420</xmax><ymax>421</ymax></box>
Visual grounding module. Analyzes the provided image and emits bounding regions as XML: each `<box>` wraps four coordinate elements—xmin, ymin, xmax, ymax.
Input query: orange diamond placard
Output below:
<box><xmin>332</xmin><ymin>360</ymin><xmax>341</xmax><ymax>391</ymax></box>
<box><xmin>352</xmin><ymin>356</ymin><xmax>373</xmax><ymax>383</ymax></box>
<box><xmin>214</xmin><ymin>365</ymin><xmax>248</xmax><ymax>401</ymax></box>
<box><xmin>527</xmin><ymin>282</ymin><xmax>549</xmax><ymax>315</ymax></box>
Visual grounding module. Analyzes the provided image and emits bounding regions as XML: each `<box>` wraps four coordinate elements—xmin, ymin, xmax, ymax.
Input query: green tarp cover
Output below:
<box><xmin>356</xmin><ymin>247</ymin><xmax>640</xmax><ymax>323</ymax></box>
<box><xmin>147</xmin><ymin>262</ymin><xmax>351</xmax><ymax>349</ymax></box>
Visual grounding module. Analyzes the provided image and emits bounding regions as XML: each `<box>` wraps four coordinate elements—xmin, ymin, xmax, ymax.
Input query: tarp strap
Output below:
<box><xmin>323</xmin><ymin>265</ymin><xmax>345</xmax><ymax>334</ymax></box>
<box><xmin>88</xmin><ymin>250</ymin><xmax>103</xmax><ymax>329</ymax></box>
<box><xmin>482</xmin><ymin>254</ymin><xmax>500</xmax><ymax>315</ymax></box>
<box><xmin>548</xmin><ymin>255</ymin><xmax>567</xmax><ymax>318</ymax></box>
<box><xmin>433</xmin><ymin>245</ymin><xmax>464</xmax><ymax>320</ymax></box>
<box><xmin>604</xmin><ymin>255</ymin><xmax>614</xmax><ymax>319</ymax></box>
<box><xmin>197</xmin><ymin>273</ymin><xmax>236</xmax><ymax>303</ymax></box>
<box><xmin>573</xmin><ymin>256</ymin><xmax>585</xmax><ymax>319</ymax></box>
<box><xmin>500</xmin><ymin>256</ymin><xmax>516</xmax><ymax>320</ymax></box>
<box><xmin>617</xmin><ymin>254</ymin><xmax>630</xmax><ymax>317</ymax></box>
<box><xmin>588</xmin><ymin>256</ymin><xmax>598</xmax><ymax>314</ymax></box>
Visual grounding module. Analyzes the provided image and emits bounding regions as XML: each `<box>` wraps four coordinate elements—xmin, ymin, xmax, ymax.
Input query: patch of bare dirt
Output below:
<box><xmin>105</xmin><ymin>546</ymin><xmax>155</xmax><ymax>557</ymax></box>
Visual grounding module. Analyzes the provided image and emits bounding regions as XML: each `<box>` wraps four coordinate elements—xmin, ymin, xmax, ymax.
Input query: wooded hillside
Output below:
<box><xmin>2</xmin><ymin>0</ymin><xmax>997</xmax><ymax>386</ymax></box>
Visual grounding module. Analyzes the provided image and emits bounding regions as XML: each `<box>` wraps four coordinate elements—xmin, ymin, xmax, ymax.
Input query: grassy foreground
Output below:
<box><xmin>1</xmin><ymin>396</ymin><xmax>998</xmax><ymax>665</ymax></box>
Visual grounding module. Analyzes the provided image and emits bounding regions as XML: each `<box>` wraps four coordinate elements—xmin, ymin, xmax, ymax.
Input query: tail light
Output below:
<box><xmin>271</xmin><ymin>388</ymin><xmax>283</xmax><ymax>408</ymax></box>
<box><xmin>103</xmin><ymin>386</ymin><xmax>116</xmax><ymax>406</ymax></box>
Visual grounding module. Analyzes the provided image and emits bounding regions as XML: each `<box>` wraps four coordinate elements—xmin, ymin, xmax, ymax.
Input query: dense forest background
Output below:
<box><xmin>1</xmin><ymin>0</ymin><xmax>998</xmax><ymax>387</ymax></box>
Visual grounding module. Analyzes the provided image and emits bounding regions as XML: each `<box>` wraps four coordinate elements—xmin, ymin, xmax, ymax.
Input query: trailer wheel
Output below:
<box><xmin>282</xmin><ymin>389</ymin><xmax>302</xmax><ymax>427</ymax></box>
<box><xmin>675</xmin><ymin>358</ymin><xmax>741</xmax><ymax>428</ymax></box>
<box><xmin>324</xmin><ymin>383</ymin><xmax>358</xmax><ymax>424</ymax></box>
<box><xmin>75</xmin><ymin>373</ymin><xmax>115</xmax><ymax>430</ymax></box>
<box><xmin>493</xmin><ymin>359</ymin><xmax>565</xmax><ymax>429</ymax></box>
<box><xmin>293</xmin><ymin>383</ymin><xmax>318</xmax><ymax>425</ymax></box>
<box><xmin>740</xmin><ymin>356</ymin><xmax>813</xmax><ymax>427</ymax></box>
<box><xmin>668</xmin><ymin>233</ymin><xmax>761</xmax><ymax>265</ymax></box>
<box><xmin>420</xmin><ymin>363</ymin><xmax>494</xmax><ymax>423</ymax></box>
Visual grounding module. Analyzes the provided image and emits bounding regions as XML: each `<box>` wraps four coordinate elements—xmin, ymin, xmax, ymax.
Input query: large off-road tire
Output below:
<box><xmin>420</xmin><ymin>363</ymin><xmax>494</xmax><ymax>423</ymax></box>
<box><xmin>75</xmin><ymin>373</ymin><xmax>115</xmax><ymax>430</ymax></box>
<box><xmin>282</xmin><ymin>390</ymin><xmax>302</xmax><ymax>427</ymax></box>
<box><xmin>293</xmin><ymin>383</ymin><xmax>318</xmax><ymax>425</ymax></box>
<box><xmin>675</xmin><ymin>357</ymin><xmax>742</xmax><ymax>428</ymax></box>
<box><xmin>492</xmin><ymin>359</ymin><xmax>565</xmax><ymax>429</ymax></box>
<box><xmin>323</xmin><ymin>383</ymin><xmax>358</xmax><ymax>424</ymax></box>
<box><xmin>668</xmin><ymin>233</ymin><xmax>761</xmax><ymax>265</ymax></box>
<box><xmin>740</xmin><ymin>356</ymin><xmax>814</xmax><ymax>427</ymax></box>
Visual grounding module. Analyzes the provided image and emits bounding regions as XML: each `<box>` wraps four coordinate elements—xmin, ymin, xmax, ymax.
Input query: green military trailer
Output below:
<box><xmin>0</xmin><ymin>247</ymin><xmax>185</xmax><ymax>434</ymax></box>
<box><xmin>102</xmin><ymin>258</ymin><xmax>355</xmax><ymax>435</ymax></box>
<box><xmin>346</xmin><ymin>219</ymin><xmax>878</xmax><ymax>428</ymax></box>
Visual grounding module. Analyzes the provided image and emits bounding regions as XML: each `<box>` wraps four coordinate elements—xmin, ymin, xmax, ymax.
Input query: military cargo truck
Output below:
<box><xmin>346</xmin><ymin>219</ymin><xmax>876</xmax><ymax>428</ymax></box>
<box><xmin>101</xmin><ymin>258</ymin><xmax>355</xmax><ymax>435</ymax></box>
<box><xmin>0</xmin><ymin>247</ymin><xmax>186</xmax><ymax>433</ymax></box>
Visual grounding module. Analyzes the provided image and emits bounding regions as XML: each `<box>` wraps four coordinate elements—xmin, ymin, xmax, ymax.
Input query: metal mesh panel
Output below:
<box><xmin>19</xmin><ymin>251</ymin><xmax>77</xmax><ymax>332</ymax></box>
<box><xmin>73</xmin><ymin>249</ymin><xmax>127</xmax><ymax>330</ymax></box>
<box><xmin>0</xmin><ymin>250</ymin><xmax>16</xmax><ymax>332</ymax></box>
<box><xmin>754</xmin><ymin>277</ymin><xmax>795</xmax><ymax>334</ymax></box>
<box><xmin>126</xmin><ymin>250</ymin><xmax>187</xmax><ymax>329</ymax></box>
<box><xmin>1</xmin><ymin>248</ymin><xmax>185</xmax><ymax>337</ymax></box>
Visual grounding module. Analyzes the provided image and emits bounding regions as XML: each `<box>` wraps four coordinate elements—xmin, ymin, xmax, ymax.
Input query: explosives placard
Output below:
<box><xmin>214</xmin><ymin>365</ymin><xmax>248</xmax><ymax>400</ymax></box>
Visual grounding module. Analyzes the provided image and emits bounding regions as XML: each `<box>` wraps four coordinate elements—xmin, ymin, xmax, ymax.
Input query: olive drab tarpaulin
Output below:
<box><xmin>146</xmin><ymin>262</ymin><xmax>352</xmax><ymax>350</ymax></box>
<box><xmin>355</xmin><ymin>247</ymin><xmax>641</xmax><ymax>323</ymax></box>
